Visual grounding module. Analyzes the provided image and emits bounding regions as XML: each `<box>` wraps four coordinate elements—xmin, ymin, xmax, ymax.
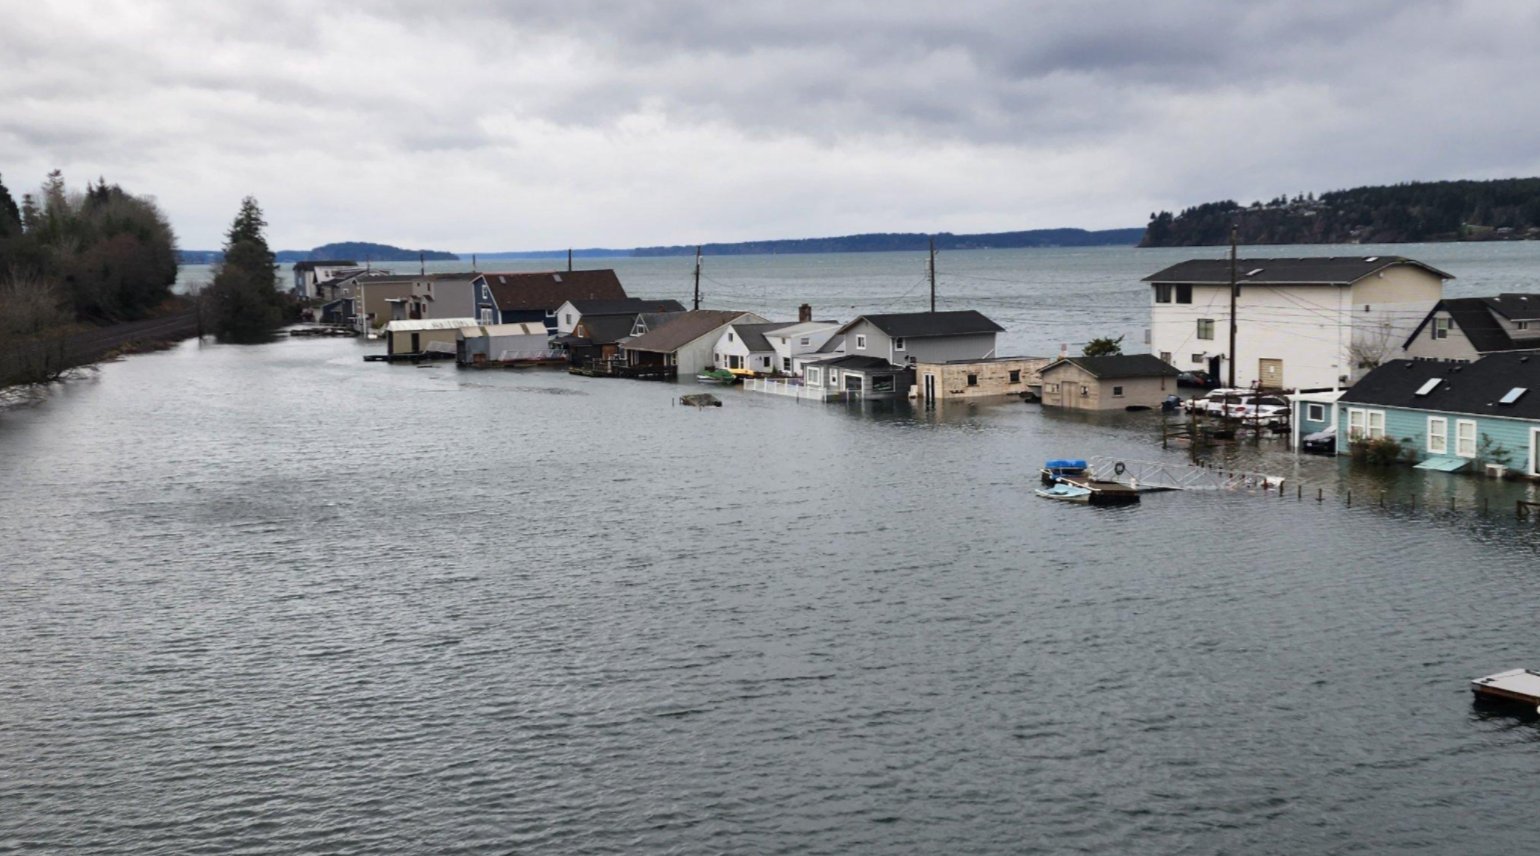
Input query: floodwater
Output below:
<box><xmin>7</xmin><ymin>245</ymin><xmax>1540</xmax><ymax>854</ymax></box>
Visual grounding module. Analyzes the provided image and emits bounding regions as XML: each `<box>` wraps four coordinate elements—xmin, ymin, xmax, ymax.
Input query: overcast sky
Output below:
<box><xmin>3</xmin><ymin>0</ymin><xmax>1538</xmax><ymax>252</ymax></box>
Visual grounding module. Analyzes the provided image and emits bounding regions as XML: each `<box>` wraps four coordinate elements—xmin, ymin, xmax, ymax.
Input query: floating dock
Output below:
<box><xmin>1052</xmin><ymin>475</ymin><xmax>1140</xmax><ymax>506</ymax></box>
<box><xmin>1471</xmin><ymin>668</ymin><xmax>1540</xmax><ymax>711</ymax></box>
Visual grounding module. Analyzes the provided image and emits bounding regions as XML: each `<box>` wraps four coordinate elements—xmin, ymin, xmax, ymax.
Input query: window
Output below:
<box><xmin>807</xmin><ymin>367</ymin><xmax>821</xmax><ymax>385</ymax></box>
<box><xmin>1456</xmin><ymin>419</ymin><xmax>1477</xmax><ymax>457</ymax></box>
<box><xmin>727</xmin><ymin>332</ymin><xmax>734</xmax><ymax>342</ymax></box>
<box><xmin>479</xmin><ymin>309</ymin><xmax>494</xmax><ymax>324</ymax></box>
<box><xmin>894</xmin><ymin>338</ymin><xmax>905</xmax><ymax>351</ymax></box>
<box><xmin>782</xmin><ymin>358</ymin><xmax>791</xmax><ymax>371</ymax></box>
<box><xmin>1176</xmin><ymin>284</ymin><xmax>1192</xmax><ymax>304</ymax></box>
<box><xmin>762</xmin><ymin>357</ymin><xmax>771</xmax><ymax>368</ymax></box>
<box><xmin>1348</xmin><ymin>408</ymin><xmax>1385</xmax><ymax>439</ymax></box>
<box><xmin>800</xmin><ymin>337</ymin><xmax>810</xmax><ymax>345</ymax></box>
<box><xmin>1160</xmin><ymin>351</ymin><xmax>1172</xmax><ymax>364</ymax></box>
<box><xmin>728</xmin><ymin>355</ymin><xmax>742</xmax><ymax>369</ymax></box>
<box><xmin>1009</xmin><ymin>370</ymin><xmax>1021</xmax><ymax>384</ymax></box>
<box><xmin>1192</xmin><ymin>353</ymin><xmax>1205</xmax><ymax>364</ymax></box>
<box><xmin>967</xmin><ymin>373</ymin><xmax>978</xmax><ymax>387</ymax></box>
<box><xmin>1080</xmin><ymin>384</ymin><xmax>1090</xmax><ymax>397</ymax></box>
<box><xmin>1154</xmin><ymin>284</ymin><xmax>1172</xmax><ymax>303</ymax></box>
<box><xmin>545</xmin><ymin>309</ymin><xmax>556</xmax><ymax>318</ymax></box>
<box><xmin>1046</xmin><ymin>383</ymin><xmax>1060</xmax><ymax>393</ymax></box>
<box><xmin>564</xmin><ymin>313</ymin><xmax>572</xmax><ymax>325</ymax></box>
<box><xmin>856</xmin><ymin>335</ymin><xmax>867</xmax><ymax>350</ymax></box>
<box><xmin>1306</xmin><ymin>403</ymin><xmax>1325</xmax><ymax>422</ymax></box>
<box><xmin>481</xmin><ymin>284</ymin><xmax>491</xmax><ymax>300</ymax></box>
<box><xmin>1433</xmin><ymin>317</ymin><xmax>1450</xmax><ymax>339</ymax></box>
<box><xmin>1112</xmin><ymin>385</ymin><xmax>1125</xmax><ymax>397</ymax></box>
<box><xmin>1428</xmin><ymin>416</ymin><xmax>1448</xmax><ymax>454</ymax></box>
<box><xmin>1518</xmin><ymin>321</ymin><xmax>1530</xmax><ymax>331</ymax></box>
<box><xmin>1197</xmin><ymin>319</ymin><xmax>1215</xmax><ymax>340</ymax></box>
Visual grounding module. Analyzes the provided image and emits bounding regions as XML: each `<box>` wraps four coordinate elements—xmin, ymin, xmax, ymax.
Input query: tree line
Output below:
<box><xmin>1</xmin><ymin>168</ymin><xmax>286</xmax><ymax>386</ymax></box>
<box><xmin>1140</xmin><ymin>177</ymin><xmax>1540</xmax><ymax>246</ymax></box>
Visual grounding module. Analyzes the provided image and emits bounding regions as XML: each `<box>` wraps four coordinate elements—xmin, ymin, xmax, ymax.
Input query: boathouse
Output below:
<box><xmin>913</xmin><ymin>356</ymin><xmax>1049</xmax><ymax>400</ymax></box>
<box><xmin>1038</xmin><ymin>354</ymin><xmax>1180</xmax><ymax>411</ymax></box>
<box><xmin>382</xmin><ymin>317</ymin><xmax>477</xmax><ymax>358</ymax></box>
<box><xmin>456</xmin><ymin>322</ymin><xmax>556</xmax><ymax>366</ymax></box>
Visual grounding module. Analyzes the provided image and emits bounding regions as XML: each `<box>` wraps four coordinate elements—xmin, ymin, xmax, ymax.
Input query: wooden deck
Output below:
<box><xmin>1472</xmin><ymin>668</ymin><xmax>1540</xmax><ymax>711</ymax></box>
<box><xmin>569</xmin><ymin>362</ymin><xmax>678</xmax><ymax>380</ymax></box>
<box><xmin>1053</xmin><ymin>475</ymin><xmax>1141</xmax><ymax>506</ymax></box>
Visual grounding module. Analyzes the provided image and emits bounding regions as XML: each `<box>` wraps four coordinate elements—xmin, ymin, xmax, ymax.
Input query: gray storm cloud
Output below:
<box><xmin>1</xmin><ymin>0</ymin><xmax>1536</xmax><ymax>250</ymax></box>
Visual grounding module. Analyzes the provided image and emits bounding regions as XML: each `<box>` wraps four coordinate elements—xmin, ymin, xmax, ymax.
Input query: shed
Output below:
<box><xmin>1038</xmin><ymin>354</ymin><xmax>1180</xmax><ymax>410</ymax></box>
<box><xmin>382</xmin><ymin>317</ymin><xmax>477</xmax><ymax>357</ymax></box>
<box><xmin>456</xmin><ymin>322</ymin><xmax>556</xmax><ymax>365</ymax></box>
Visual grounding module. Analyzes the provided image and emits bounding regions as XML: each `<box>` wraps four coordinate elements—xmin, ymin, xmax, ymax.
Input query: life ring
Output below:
<box><xmin>1113</xmin><ymin>461</ymin><xmax>1126</xmax><ymax>475</ymax></box>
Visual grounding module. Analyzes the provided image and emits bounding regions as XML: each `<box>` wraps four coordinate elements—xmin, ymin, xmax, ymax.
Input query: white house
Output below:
<box><xmin>711</xmin><ymin>322</ymin><xmax>791</xmax><ymax>375</ymax></box>
<box><xmin>292</xmin><ymin>259</ymin><xmax>360</xmax><ymax>299</ymax></box>
<box><xmin>762</xmin><ymin>321</ymin><xmax>843</xmax><ymax>374</ymax></box>
<box><xmin>621</xmin><ymin>310</ymin><xmax>768</xmax><ymax>377</ymax></box>
<box><xmin>1145</xmin><ymin>256</ymin><xmax>1452</xmax><ymax>391</ymax></box>
<box><xmin>1401</xmin><ymin>294</ymin><xmax>1540</xmax><ymax>363</ymax></box>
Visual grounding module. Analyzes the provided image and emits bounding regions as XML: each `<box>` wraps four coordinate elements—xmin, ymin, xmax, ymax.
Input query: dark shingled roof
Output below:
<box><xmin>293</xmin><ymin>259</ymin><xmax>358</xmax><ymax>270</ymax></box>
<box><xmin>1400</xmin><ymin>298</ymin><xmax>1540</xmax><ymax>354</ymax></box>
<box><xmin>623</xmin><ymin>310</ymin><xmax>758</xmax><ymax>353</ymax></box>
<box><xmin>1484</xmin><ymin>293</ymin><xmax>1540</xmax><ymax>322</ymax></box>
<box><xmin>1340</xmin><ymin>354</ymin><xmax>1540</xmax><ymax>420</ymax></box>
<box><xmin>572</xmin><ymin>314</ymin><xmax>639</xmax><ymax>345</ymax></box>
<box><xmin>481</xmin><ymin>269</ymin><xmax>627</xmax><ymax>312</ymax></box>
<box><xmin>807</xmin><ymin>355</ymin><xmax>902</xmax><ymax>371</ymax></box>
<box><xmin>567</xmin><ymin>298</ymin><xmax>685</xmax><ymax>315</ymax></box>
<box><xmin>727</xmin><ymin>322</ymin><xmax>792</xmax><ymax>352</ymax></box>
<box><xmin>1142</xmin><ymin>256</ymin><xmax>1454</xmax><ymax>285</ymax></box>
<box><xmin>1043</xmin><ymin>354</ymin><xmax>1182</xmax><ymax>379</ymax></box>
<box><xmin>838</xmin><ymin>310</ymin><xmax>1004</xmax><ymax>339</ymax></box>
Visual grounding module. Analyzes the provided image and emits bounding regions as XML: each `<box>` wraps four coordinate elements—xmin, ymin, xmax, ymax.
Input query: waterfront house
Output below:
<box><xmin>1145</xmin><ymin>256</ymin><xmax>1452</xmax><ymax>390</ymax></box>
<box><xmin>292</xmin><ymin>259</ymin><xmax>358</xmax><ymax>299</ymax></box>
<box><xmin>1334</xmin><ymin>353</ymin><xmax>1540</xmax><ymax>476</ymax></box>
<box><xmin>354</xmin><ymin>273</ymin><xmax>479</xmax><ymax>332</ymax></box>
<box><xmin>382</xmin><ymin>317</ymin><xmax>477</xmax><ymax>358</ymax></box>
<box><xmin>1037</xmin><ymin>354</ymin><xmax>1180</xmax><ymax>410</ymax></box>
<box><xmin>620</xmin><ymin>310</ymin><xmax>768</xmax><ymax>377</ymax></box>
<box><xmin>712</xmin><ymin>322</ymin><xmax>791</xmax><ymax>375</ymax></box>
<box><xmin>1400</xmin><ymin>294</ymin><xmax>1540</xmax><ymax>363</ymax></box>
<box><xmin>913</xmin><ymin>356</ymin><xmax>1050</xmax><ymax>400</ymax></box>
<box><xmin>455</xmin><ymin>322</ymin><xmax>556</xmax><ymax>366</ymax></box>
<box><xmin>833</xmin><ymin>310</ymin><xmax>1004</xmax><ymax>366</ymax></box>
<box><xmin>801</xmin><ymin>355</ymin><xmax>914</xmax><ymax>399</ymax></box>
<box><xmin>553</xmin><ymin>298</ymin><xmax>685</xmax><ymax>336</ymax></box>
<box><xmin>554</xmin><ymin>313</ymin><xmax>646</xmax><ymax>366</ymax></box>
<box><xmin>764</xmin><ymin>320</ymin><xmax>843</xmax><ymax>374</ymax></box>
<box><xmin>477</xmin><ymin>270</ymin><xmax>628</xmax><ymax>330</ymax></box>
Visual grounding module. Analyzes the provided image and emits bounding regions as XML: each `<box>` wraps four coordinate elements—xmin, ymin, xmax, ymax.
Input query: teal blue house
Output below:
<box><xmin>1336</xmin><ymin>353</ymin><xmax>1540</xmax><ymax>475</ymax></box>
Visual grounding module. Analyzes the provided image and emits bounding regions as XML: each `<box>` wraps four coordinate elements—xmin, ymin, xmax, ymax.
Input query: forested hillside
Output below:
<box><xmin>1141</xmin><ymin>177</ymin><xmax>1540</xmax><ymax>246</ymax></box>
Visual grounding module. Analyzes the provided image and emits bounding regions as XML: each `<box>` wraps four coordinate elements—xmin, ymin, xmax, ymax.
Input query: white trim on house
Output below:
<box><xmin>1427</xmin><ymin>416</ymin><xmax>1448</xmax><ymax>455</ymax></box>
<box><xmin>1531</xmin><ymin>427</ymin><xmax>1540</xmax><ymax>476</ymax></box>
<box><xmin>1347</xmin><ymin>407</ymin><xmax>1385</xmax><ymax>440</ymax></box>
<box><xmin>1455</xmin><ymin>418</ymin><xmax>1477</xmax><ymax>458</ymax></box>
<box><xmin>1307</xmin><ymin>403</ymin><xmax>1325</xmax><ymax>422</ymax></box>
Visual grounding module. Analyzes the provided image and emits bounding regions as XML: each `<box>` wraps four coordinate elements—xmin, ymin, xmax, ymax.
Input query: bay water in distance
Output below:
<box><xmin>5</xmin><ymin>242</ymin><xmax>1540</xmax><ymax>854</ymax></box>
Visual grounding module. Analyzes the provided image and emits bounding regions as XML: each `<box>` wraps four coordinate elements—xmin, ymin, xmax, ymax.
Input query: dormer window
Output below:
<box><xmin>1433</xmin><ymin>317</ymin><xmax>1450</xmax><ymax>339</ymax></box>
<box><xmin>728</xmin><ymin>332</ymin><xmax>734</xmax><ymax>342</ymax></box>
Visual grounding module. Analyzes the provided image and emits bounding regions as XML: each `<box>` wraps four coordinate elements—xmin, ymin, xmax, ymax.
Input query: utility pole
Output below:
<box><xmin>1227</xmin><ymin>224</ymin><xmax>1238</xmax><ymax>389</ymax></box>
<box><xmin>928</xmin><ymin>238</ymin><xmax>937</xmax><ymax>313</ymax></box>
<box><xmin>693</xmin><ymin>246</ymin><xmax>702</xmax><ymax>310</ymax></box>
<box><xmin>567</xmin><ymin>248</ymin><xmax>573</xmax><ymax>272</ymax></box>
<box><xmin>419</xmin><ymin>252</ymin><xmax>425</xmax><ymax>276</ymax></box>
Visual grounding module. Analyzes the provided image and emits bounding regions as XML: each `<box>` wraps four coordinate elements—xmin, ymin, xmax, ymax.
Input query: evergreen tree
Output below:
<box><xmin>204</xmin><ymin>196</ymin><xmax>283</xmax><ymax>342</ymax></box>
<box><xmin>1082</xmin><ymin>335</ymin><xmax>1124</xmax><ymax>357</ymax></box>
<box><xmin>0</xmin><ymin>173</ymin><xmax>20</xmax><ymax>238</ymax></box>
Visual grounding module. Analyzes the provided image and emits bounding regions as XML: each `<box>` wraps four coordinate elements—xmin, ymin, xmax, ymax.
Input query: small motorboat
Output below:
<box><xmin>1041</xmin><ymin>458</ymin><xmax>1089</xmax><ymax>485</ymax></box>
<box><xmin>1034</xmin><ymin>481</ymin><xmax>1093</xmax><ymax>502</ymax></box>
<box><xmin>695</xmin><ymin>367</ymin><xmax>737</xmax><ymax>384</ymax></box>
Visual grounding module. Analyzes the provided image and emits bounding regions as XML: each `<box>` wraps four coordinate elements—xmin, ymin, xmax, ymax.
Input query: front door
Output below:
<box><xmin>411</xmin><ymin>332</ymin><xmax>421</xmax><ymax>354</ymax></box>
<box><xmin>1259</xmin><ymin>358</ymin><xmax>1283</xmax><ymax>390</ymax></box>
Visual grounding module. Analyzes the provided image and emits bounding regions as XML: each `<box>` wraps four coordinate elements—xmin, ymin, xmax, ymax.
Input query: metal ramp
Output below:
<box><xmin>1086</xmin><ymin>455</ymin><xmax>1283</xmax><ymax>491</ymax></box>
<box><xmin>1413</xmin><ymin>455</ymin><xmax>1469</xmax><ymax>472</ymax></box>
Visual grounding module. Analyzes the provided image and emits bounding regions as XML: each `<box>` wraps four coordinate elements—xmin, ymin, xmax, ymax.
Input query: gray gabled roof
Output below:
<box><xmin>837</xmin><ymin>310</ymin><xmax>1004</xmax><ymax>339</ymax></box>
<box><xmin>1143</xmin><ymin>256</ymin><xmax>1454</xmax><ymax>285</ymax></box>
<box><xmin>1042</xmin><ymin>354</ymin><xmax>1182</xmax><ymax>379</ymax></box>
<box><xmin>1483</xmin><ymin>293</ymin><xmax>1540</xmax><ymax>322</ymax></box>
<box><xmin>573</xmin><ymin>313</ymin><xmax>639</xmax><ymax>345</ymax></box>
<box><xmin>1340</xmin><ymin>353</ymin><xmax>1540</xmax><ymax>420</ymax></box>
<box><xmin>807</xmin><ymin>355</ymin><xmax>902</xmax><ymax>371</ymax></box>
<box><xmin>1402</xmin><ymin>298</ymin><xmax>1519</xmax><ymax>353</ymax></box>
<box><xmin>727</xmin><ymin>322</ymin><xmax>792</xmax><ymax>352</ymax></box>
<box><xmin>623</xmin><ymin>310</ymin><xmax>761</xmax><ymax>353</ymax></box>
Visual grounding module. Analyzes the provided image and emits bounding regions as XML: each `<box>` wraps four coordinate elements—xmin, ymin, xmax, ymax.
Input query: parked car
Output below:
<box><xmin>1176</xmin><ymin>370</ymin><xmax>1217</xmax><ymax>389</ymax></box>
<box><xmin>1187</xmin><ymin>388</ymin><xmax>1251</xmax><ymax>414</ymax></box>
<box><xmin>1224</xmin><ymin>395</ymin><xmax>1292</xmax><ymax>421</ymax></box>
<box><xmin>1301</xmin><ymin>425</ymin><xmax>1337</xmax><ymax>455</ymax></box>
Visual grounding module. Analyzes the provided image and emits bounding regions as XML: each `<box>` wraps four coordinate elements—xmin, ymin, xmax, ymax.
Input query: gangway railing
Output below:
<box><xmin>1086</xmin><ymin>455</ymin><xmax>1283</xmax><ymax>491</ymax></box>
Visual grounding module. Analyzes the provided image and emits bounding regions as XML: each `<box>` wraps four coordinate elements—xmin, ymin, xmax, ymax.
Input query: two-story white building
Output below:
<box><xmin>1145</xmin><ymin>256</ymin><xmax>1451</xmax><ymax>391</ymax></box>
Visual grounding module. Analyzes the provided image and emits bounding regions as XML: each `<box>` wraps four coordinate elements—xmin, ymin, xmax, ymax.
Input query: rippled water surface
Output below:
<box><xmin>8</xmin><ymin>245</ymin><xmax>1540</xmax><ymax>854</ymax></box>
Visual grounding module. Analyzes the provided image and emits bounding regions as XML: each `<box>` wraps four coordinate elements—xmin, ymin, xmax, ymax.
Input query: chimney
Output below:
<box><xmin>798</xmin><ymin>303</ymin><xmax>812</xmax><ymax>323</ymax></box>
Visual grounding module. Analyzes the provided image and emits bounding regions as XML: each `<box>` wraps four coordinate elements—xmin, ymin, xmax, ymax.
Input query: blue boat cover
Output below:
<box><xmin>1045</xmin><ymin>459</ymin><xmax>1087</xmax><ymax>470</ymax></box>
